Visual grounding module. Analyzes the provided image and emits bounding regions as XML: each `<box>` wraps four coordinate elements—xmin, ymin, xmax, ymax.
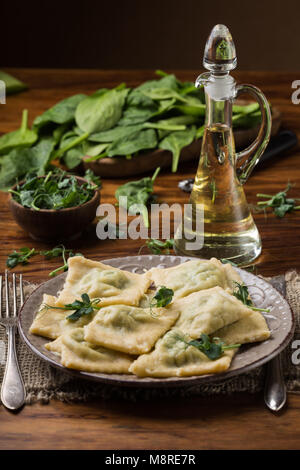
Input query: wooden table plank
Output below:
<box><xmin>0</xmin><ymin>69</ymin><xmax>299</xmax><ymax>450</ymax></box>
<box><xmin>1</xmin><ymin>394</ymin><xmax>300</xmax><ymax>450</ymax></box>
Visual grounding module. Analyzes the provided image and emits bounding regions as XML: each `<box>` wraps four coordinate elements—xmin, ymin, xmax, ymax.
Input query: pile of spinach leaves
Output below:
<box><xmin>0</xmin><ymin>71</ymin><xmax>262</xmax><ymax>190</ymax></box>
<box><xmin>10</xmin><ymin>169</ymin><xmax>101</xmax><ymax>211</ymax></box>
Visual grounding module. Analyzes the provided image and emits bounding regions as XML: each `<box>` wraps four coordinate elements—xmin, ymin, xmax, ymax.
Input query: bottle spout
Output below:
<box><xmin>203</xmin><ymin>24</ymin><xmax>237</xmax><ymax>73</ymax></box>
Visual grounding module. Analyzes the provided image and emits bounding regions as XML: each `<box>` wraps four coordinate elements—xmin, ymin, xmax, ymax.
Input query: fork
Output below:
<box><xmin>0</xmin><ymin>271</ymin><xmax>26</xmax><ymax>410</ymax></box>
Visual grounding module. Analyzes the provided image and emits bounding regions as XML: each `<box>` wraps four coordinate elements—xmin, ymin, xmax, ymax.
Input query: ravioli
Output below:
<box><xmin>129</xmin><ymin>329</ymin><xmax>237</xmax><ymax>377</ymax></box>
<box><xmin>29</xmin><ymin>294</ymin><xmax>96</xmax><ymax>340</ymax></box>
<box><xmin>84</xmin><ymin>303</ymin><xmax>180</xmax><ymax>354</ymax></box>
<box><xmin>45</xmin><ymin>335</ymin><xmax>63</xmax><ymax>355</ymax></box>
<box><xmin>170</xmin><ymin>286</ymin><xmax>252</xmax><ymax>337</ymax></box>
<box><xmin>45</xmin><ymin>328</ymin><xmax>132</xmax><ymax>374</ymax></box>
<box><xmin>215</xmin><ymin>310</ymin><xmax>270</xmax><ymax>345</ymax></box>
<box><xmin>57</xmin><ymin>256</ymin><xmax>151</xmax><ymax>307</ymax></box>
<box><xmin>146</xmin><ymin>258</ymin><xmax>241</xmax><ymax>299</ymax></box>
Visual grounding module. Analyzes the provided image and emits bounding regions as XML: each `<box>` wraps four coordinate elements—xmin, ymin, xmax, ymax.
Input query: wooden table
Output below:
<box><xmin>0</xmin><ymin>69</ymin><xmax>299</xmax><ymax>450</ymax></box>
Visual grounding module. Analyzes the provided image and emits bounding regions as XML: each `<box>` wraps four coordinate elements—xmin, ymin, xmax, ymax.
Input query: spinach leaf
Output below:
<box><xmin>232</xmin><ymin>111</ymin><xmax>261</xmax><ymax>129</ymax></box>
<box><xmin>33</xmin><ymin>94</ymin><xmax>87</xmax><ymax>130</ymax></box>
<box><xmin>144</xmin><ymin>115</ymin><xmax>197</xmax><ymax>132</ymax></box>
<box><xmin>115</xmin><ymin>167</ymin><xmax>160</xmax><ymax>227</ymax></box>
<box><xmin>53</xmin><ymin>132</ymin><xmax>89</xmax><ymax>161</ymax></box>
<box><xmin>107</xmin><ymin>128</ymin><xmax>157</xmax><ymax>157</ymax></box>
<box><xmin>0</xmin><ymin>110</ymin><xmax>37</xmax><ymax>155</ymax></box>
<box><xmin>0</xmin><ymin>71</ymin><xmax>28</xmax><ymax>95</ymax></box>
<box><xmin>89</xmin><ymin>124</ymin><xmax>144</xmax><ymax>143</ymax></box>
<box><xmin>135</xmin><ymin>73</ymin><xmax>179</xmax><ymax>93</ymax></box>
<box><xmin>10</xmin><ymin>170</ymin><xmax>100</xmax><ymax>209</ymax></box>
<box><xmin>196</xmin><ymin>124</ymin><xmax>205</xmax><ymax>139</ymax></box>
<box><xmin>233</xmin><ymin>102</ymin><xmax>260</xmax><ymax>114</ymax></box>
<box><xmin>141</xmin><ymin>87</ymin><xmax>188</xmax><ymax>103</ymax></box>
<box><xmin>118</xmin><ymin>105</ymin><xmax>157</xmax><ymax>126</ymax></box>
<box><xmin>126</xmin><ymin>88</ymin><xmax>156</xmax><ymax>109</ymax></box>
<box><xmin>175</xmin><ymin>95</ymin><xmax>206</xmax><ymax>117</ymax></box>
<box><xmin>159</xmin><ymin>126</ymin><xmax>196</xmax><ymax>172</ymax></box>
<box><xmin>52</xmin><ymin>123</ymin><xmax>71</xmax><ymax>144</ymax></box>
<box><xmin>175</xmin><ymin>104</ymin><xmax>206</xmax><ymax>117</ymax></box>
<box><xmin>75</xmin><ymin>88</ymin><xmax>129</xmax><ymax>133</ymax></box>
<box><xmin>58</xmin><ymin>130</ymin><xmax>78</xmax><ymax>147</ymax></box>
<box><xmin>83</xmin><ymin>142</ymin><xmax>109</xmax><ymax>157</ymax></box>
<box><xmin>64</xmin><ymin>146</ymin><xmax>84</xmax><ymax>169</ymax></box>
<box><xmin>0</xmin><ymin>137</ymin><xmax>56</xmax><ymax>190</ymax></box>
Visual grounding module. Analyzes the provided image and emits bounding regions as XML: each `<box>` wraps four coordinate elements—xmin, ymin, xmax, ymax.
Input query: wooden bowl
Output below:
<box><xmin>9</xmin><ymin>176</ymin><xmax>100</xmax><ymax>242</ymax></box>
<box><xmin>84</xmin><ymin>106</ymin><xmax>281</xmax><ymax>178</ymax></box>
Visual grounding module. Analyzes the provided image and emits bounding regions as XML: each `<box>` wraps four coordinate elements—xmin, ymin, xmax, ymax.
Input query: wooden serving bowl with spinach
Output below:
<box><xmin>9</xmin><ymin>173</ymin><xmax>100</xmax><ymax>241</ymax></box>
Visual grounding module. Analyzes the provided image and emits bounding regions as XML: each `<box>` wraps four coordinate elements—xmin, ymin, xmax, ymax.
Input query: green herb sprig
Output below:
<box><xmin>255</xmin><ymin>183</ymin><xmax>300</xmax><ymax>218</ymax></box>
<box><xmin>83</xmin><ymin>169</ymin><xmax>102</xmax><ymax>188</ymax></box>
<box><xmin>221</xmin><ymin>258</ymin><xmax>257</xmax><ymax>274</ymax></box>
<box><xmin>221</xmin><ymin>258</ymin><xmax>238</xmax><ymax>266</ymax></box>
<box><xmin>6</xmin><ymin>247</ymin><xmax>36</xmax><ymax>268</ymax></box>
<box><xmin>209</xmin><ymin>178</ymin><xmax>217</xmax><ymax>203</ymax></box>
<box><xmin>139</xmin><ymin>238</ymin><xmax>174</xmax><ymax>255</ymax></box>
<box><xmin>148</xmin><ymin>286</ymin><xmax>174</xmax><ymax>317</ymax></box>
<box><xmin>115</xmin><ymin>167</ymin><xmax>160</xmax><ymax>228</ymax></box>
<box><xmin>40</xmin><ymin>245</ymin><xmax>82</xmax><ymax>277</ymax></box>
<box><xmin>176</xmin><ymin>333</ymin><xmax>240</xmax><ymax>360</ymax></box>
<box><xmin>42</xmin><ymin>293</ymin><xmax>101</xmax><ymax>321</ymax></box>
<box><xmin>233</xmin><ymin>281</ymin><xmax>270</xmax><ymax>313</ymax></box>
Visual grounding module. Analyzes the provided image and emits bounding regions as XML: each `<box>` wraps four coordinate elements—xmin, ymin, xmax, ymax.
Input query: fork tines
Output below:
<box><xmin>0</xmin><ymin>271</ymin><xmax>24</xmax><ymax>319</ymax></box>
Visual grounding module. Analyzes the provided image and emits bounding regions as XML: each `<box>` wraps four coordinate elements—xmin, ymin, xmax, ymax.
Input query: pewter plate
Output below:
<box><xmin>18</xmin><ymin>255</ymin><xmax>295</xmax><ymax>388</ymax></box>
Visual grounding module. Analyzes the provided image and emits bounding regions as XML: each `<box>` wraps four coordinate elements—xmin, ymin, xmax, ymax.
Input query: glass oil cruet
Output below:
<box><xmin>174</xmin><ymin>24</ymin><xmax>272</xmax><ymax>265</ymax></box>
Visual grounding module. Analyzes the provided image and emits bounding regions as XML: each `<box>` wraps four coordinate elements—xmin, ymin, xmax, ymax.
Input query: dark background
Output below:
<box><xmin>1</xmin><ymin>0</ymin><xmax>300</xmax><ymax>70</ymax></box>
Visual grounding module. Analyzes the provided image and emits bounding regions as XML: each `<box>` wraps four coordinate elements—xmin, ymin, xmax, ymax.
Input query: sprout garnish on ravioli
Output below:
<box><xmin>29</xmin><ymin>294</ymin><xmax>97</xmax><ymax>340</ymax></box>
<box><xmin>29</xmin><ymin>255</ymin><xmax>271</xmax><ymax>378</ymax></box>
<box><xmin>129</xmin><ymin>329</ymin><xmax>237</xmax><ymax>377</ymax></box>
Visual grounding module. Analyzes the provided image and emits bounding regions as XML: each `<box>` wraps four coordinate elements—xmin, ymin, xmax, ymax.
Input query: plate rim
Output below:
<box><xmin>18</xmin><ymin>254</ymin><xmax>295</xmax><ymax>388</ymax></box>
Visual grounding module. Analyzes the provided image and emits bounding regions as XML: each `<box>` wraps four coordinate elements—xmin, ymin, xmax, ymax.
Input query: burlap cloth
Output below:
<box><xmin>0</xmin><ymin>271</ymin><xmax>299</xmax><ymax>405</ymax></box>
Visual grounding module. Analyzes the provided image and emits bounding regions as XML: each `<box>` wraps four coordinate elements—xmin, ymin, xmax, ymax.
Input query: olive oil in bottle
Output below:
<box><xmin>175</xmin><ymin>123</ymin><xmax>261</xmax><ymax>264</ymax></box>
<box><xmin>174</xmin><ymin>24</ymin><xmax>272</xmax><ymax>265</ymax></box>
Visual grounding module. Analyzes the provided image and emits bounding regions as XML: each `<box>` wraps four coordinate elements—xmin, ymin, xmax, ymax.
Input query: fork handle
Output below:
<box><xmin>1</xmin><ymin>325</ymin><xmax>26</xmax><ymax>410</ymax></box>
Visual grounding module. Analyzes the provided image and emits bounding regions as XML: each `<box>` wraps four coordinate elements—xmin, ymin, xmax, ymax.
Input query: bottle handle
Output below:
<box><xmin>235</xmin><ymin>84</ymin><xmax>272</xmax><ymax>184</ymax></box>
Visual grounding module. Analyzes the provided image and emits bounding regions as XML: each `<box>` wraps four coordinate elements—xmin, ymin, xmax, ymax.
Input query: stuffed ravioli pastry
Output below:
<box><xmin>146</xmin><ymin>258</ymin><xmax>241</xmax><ymax>299</ymax></box>
<box><xmin>170</xmin><ymin>286</ymin><xmax>253</xmax><ymax>337</ymax></box>
<box><xmin>84</xmin><ymin>303</ymin><xmax>180</xmax><ymax>354</ymax></box>
<box><xmin>57</xmin><ymin>256</ymin><xmax>151</xmax><ymax>307</ymax></box>
<box><xmin>214</xmin><ymin>310</ymin><xmax>270</xmax><ymax>345</ymax></box>
<box><xmin>45</xmin><ymin>328</ymin><xmax>132</xmax><ymax>374</ymax></box>
<box><xmin>29</xmin><ymin>294</ymin><xmax>96</xmax><ymax>340</ymax></box>
<box><xmin>129</xmin><ymin>329</ymin><xmax>237</xmax><ymax>377</ymax></box>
